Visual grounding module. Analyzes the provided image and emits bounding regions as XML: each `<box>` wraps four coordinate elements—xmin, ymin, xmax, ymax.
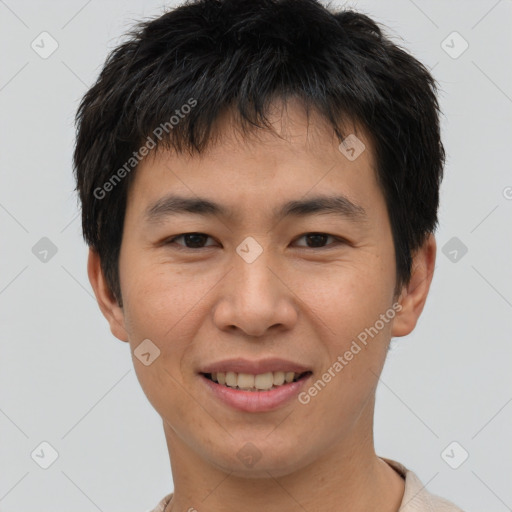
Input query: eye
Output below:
<box><xmin>293</xmin><ymin>233</ymin><xmax>345</xmax><ymax>249</ymax></box>
<box><xmin>165</xmin><ymin>232</ymin><xmax>345</xmax><ymax>251</ymax></box>
<box><xmin>166</xmin><ymin>232</ymin><xmax>217</xmax><ymax>250</ymax></box>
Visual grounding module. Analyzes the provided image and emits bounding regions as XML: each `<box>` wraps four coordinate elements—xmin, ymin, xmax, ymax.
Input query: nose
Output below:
<box><xmin>212</xmin><ymin>246</ymin><xmax>299</xmax><ymax>338</ymax></box>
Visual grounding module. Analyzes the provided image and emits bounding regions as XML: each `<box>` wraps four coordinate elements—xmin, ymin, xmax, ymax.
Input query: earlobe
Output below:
<box><xmin>87</xmin><ymin>247</ymin><xmax>129</xmax><ymax>342</ymax></box>
<box><xmin>391</xmin><ymin>234</ymin><xmax>436</xmax><ymax>338</ymax></box>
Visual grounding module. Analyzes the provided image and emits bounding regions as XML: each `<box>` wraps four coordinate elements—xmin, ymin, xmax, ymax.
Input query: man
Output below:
<box><xmin>73</xmin><ymin>0</ymin><xmax>464</xmax><ymax>510</ymax></box>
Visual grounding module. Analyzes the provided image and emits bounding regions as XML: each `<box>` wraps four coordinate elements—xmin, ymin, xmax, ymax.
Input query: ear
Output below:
<box><xmin>391</xmin><ymin>234</ymin><xmax>436</xmax><ymax>337</ymax></box>
<box><xmin>87</xmin><ymin>247</ymin><xmax>129</xmax><ymax>342</ymax></box>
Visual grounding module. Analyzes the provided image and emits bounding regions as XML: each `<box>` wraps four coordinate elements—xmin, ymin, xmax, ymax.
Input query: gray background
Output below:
<box><xmin>0</xmin><ymin>0</ymin><xmax>511</xmax><ymax>510</ymax></box>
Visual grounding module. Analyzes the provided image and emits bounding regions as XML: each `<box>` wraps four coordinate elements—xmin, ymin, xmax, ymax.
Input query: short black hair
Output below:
<box><xmin>73</xmin><ymin>0</ymin><xmax>445</xmax><ymax>306</ymax></box>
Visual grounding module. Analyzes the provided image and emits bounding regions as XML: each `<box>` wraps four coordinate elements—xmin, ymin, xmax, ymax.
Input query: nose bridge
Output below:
<box><xmin>233</xmin><ymin>235</ymin><xmax>279</xmax><ymax>303</ymax></box>
<box><xmin>213</xmin><ymin>236</ymin><xmax>297</xmax><ymax>336</ymax></box>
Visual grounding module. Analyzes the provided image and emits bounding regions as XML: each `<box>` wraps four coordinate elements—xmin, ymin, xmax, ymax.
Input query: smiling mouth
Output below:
<box><xmin>201</xmin><ymin>371</ymin><xmax>312</xmax><ymax>392</ymax></box>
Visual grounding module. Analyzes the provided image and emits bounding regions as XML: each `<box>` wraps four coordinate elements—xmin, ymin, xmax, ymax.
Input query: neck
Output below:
<box><xmin>162</xmin><ymin>397</ymin><xmax>404</xmax><ymax>512</ymax></box>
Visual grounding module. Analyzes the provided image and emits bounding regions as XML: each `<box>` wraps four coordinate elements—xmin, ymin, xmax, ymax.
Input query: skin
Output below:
<box><xmin>88</xmin><ymin>99</ymin><xmax>436</xmax><ymax>512</ymax></box>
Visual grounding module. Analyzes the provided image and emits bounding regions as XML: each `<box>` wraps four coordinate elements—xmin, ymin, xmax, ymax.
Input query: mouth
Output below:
<box><xmin>201</xmin><ymin>370</ymin><xmax>312</xmax><ymax>392</ymax></box>
<box><xmin>198</xmin><ymin>358</ymin><xmax>313</xmax><ymax>412</ymax></box>
<box><xmin>200</xmin><ymin>370</ymin><xmax>313</xmax><ymax>412</ymax></box>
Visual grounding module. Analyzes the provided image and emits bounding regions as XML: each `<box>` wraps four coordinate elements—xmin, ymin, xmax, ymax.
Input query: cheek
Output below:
<box><xmin>119</xmin><ymin>264</ymin><xmax>206</xmax><ymax>417</ymax></box>
<box><xmin>120</xmin><ymin>256</ymin><xmax>211</xmax><ymax>342</ymax></box>
<box><xmin>293</xmin><ymin>256</ymin><xmax>395</xmax><ymax>344</ymax></box>
<box><xmin>118</xmin><ymin>262</ymin><xmax>204</xmax><ymax>405</ymax></box>
<box><xmin>295</xmin><ymin>273</ymin><xmax>393</xmax><ymax>428</ymax></box>
<box><xmin>292</xmin><ymin>256</ymin><xmax>395</xmax><ymax>403</ymax></box>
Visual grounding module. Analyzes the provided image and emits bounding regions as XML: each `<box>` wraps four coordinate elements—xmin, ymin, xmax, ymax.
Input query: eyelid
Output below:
<box><xmin>165</xmin><ymin>232</ymin><xmax>349</xmax><ymax>250</ymax></box>
<box><xmin>165</xmin><ymin>233</ymin><xmax>218</xmax><ymax>250</ymax></box>
<box><xmin>293</xmin><ymin>233</ymin><xmax>344</xmax><ymax>248</ymax></box>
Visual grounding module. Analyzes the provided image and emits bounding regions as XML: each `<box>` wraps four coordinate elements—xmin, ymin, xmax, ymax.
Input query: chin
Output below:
<box><xmin>204</xmin><ymin>440</ymin><xmax>312</xmax><ymax>479</ymax></box>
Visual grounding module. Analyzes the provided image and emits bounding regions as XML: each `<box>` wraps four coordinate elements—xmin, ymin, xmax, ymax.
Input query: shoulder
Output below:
<box><xmin>381</xmin><ymin>457</ymin><xmax>466</xmax><ymax>511</ymax></box>
<box><xmin>148</xmin><ymin>460</ymin><xmax>467</xmax><ymax>512</ymax></box>
<box><xmin>145</xmin><ymin>492</ymin><xmax>173</xmax><ymax>512</ymax></box>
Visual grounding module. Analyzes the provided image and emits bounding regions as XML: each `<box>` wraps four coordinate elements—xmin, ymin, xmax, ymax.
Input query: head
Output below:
<box><xmin>75</xmin><ymin>0</ymin><xmax>443</xmax><ymax>477</ymax></box>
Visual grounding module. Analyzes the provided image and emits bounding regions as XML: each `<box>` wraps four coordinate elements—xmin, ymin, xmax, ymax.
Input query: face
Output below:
<box><xmin>89</xmin><ymin>100</ymin><xmax>434</xmax><ymax>478</ymax></box>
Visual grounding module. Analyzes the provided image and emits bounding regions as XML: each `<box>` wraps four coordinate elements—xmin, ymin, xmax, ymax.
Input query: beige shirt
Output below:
<box><xmin>147</xmin><ymin>457</ymin><xmax>465</xmax><ymax>511</ymax></box>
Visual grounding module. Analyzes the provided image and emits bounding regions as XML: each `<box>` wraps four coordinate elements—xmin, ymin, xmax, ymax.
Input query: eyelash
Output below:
<box><xmin>164</xmin><ymin>232</ymin><xmax>348</xmax><ymax>251</ymax></box>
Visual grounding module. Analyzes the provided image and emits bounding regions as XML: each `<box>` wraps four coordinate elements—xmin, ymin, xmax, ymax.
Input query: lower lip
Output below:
<box><xmin>200</xmin><ymin>374</ymin><xmax>312</xmax><ymax>412</ymax></box>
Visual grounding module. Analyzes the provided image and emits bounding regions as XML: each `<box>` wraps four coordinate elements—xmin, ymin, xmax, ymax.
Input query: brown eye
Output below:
<box><xmin>165</xmin><ymin>232</ymin><xmax>346</xmax><ymax>252</ymax></box>
<box><xmin>167</xmin><ymin>233</ymin><xmax>216</xmax><ymax>250</ymax></box>
<box><xmin>294</xmin><ymin>233</ymin><xmax>342</xmax><ymax>249</ymax></box>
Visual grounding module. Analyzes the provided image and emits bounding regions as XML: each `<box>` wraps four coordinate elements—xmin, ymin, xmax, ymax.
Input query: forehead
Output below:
<box><xmin>126</xmin><ymin>99</ymin><xmax>379</xmax><ymax>222</ymax></box>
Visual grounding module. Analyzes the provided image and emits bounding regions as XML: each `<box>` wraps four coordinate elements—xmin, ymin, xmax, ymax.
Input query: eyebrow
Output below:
<box><xmin>144</xmin><ymin>193</ymin><xmax>367</xmax><ymax>225</ymax></box>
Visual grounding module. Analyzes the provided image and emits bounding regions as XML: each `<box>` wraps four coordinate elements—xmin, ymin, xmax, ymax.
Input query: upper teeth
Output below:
<box><xmin>210</xmin><ymin>371</ymin><xmax>300</xmax><ymax>391</ymax></box>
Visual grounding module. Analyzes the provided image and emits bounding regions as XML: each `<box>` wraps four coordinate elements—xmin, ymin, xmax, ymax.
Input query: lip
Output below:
<box><xmin>200</xmin><ymin>372</ymin><xmax>312</xmax><ymax>412</ymax></box>
<box><xmin>198</xmin><ymin>357</ymin><xmax>311</xmax><ymax>375</ymax></box>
